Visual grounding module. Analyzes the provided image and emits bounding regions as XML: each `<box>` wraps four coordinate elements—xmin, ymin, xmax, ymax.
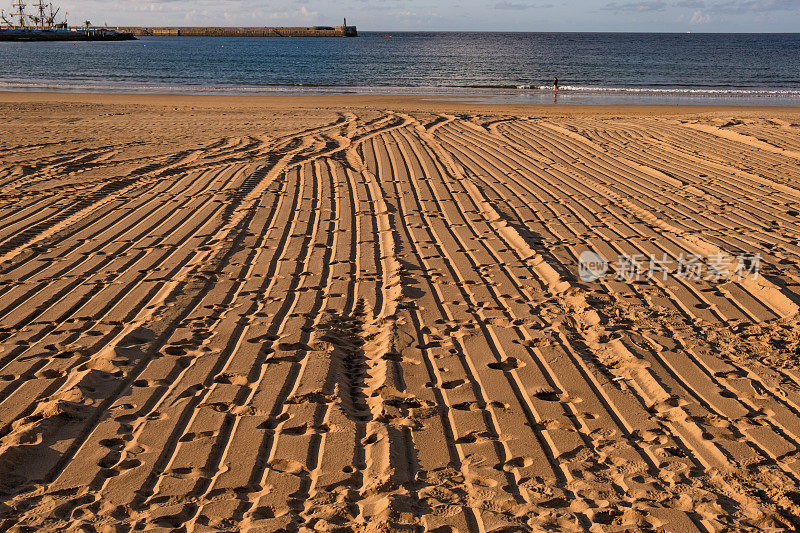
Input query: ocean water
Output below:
<box><xmin>1</xmin><ymin>32</ymin><xmax>799</xmax><ymax>105</ymax></box>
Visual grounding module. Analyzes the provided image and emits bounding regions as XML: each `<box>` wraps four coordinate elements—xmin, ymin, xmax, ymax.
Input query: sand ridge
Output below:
<box><xmin>0</xmin><ymin>96</ymin><xmax>800</xmax><ymax>531</ymax></box>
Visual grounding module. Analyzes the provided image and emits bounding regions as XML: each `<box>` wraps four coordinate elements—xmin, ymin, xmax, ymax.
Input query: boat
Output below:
<box><xmin>0</xmin><ymin>1</ymin><xmax>135</xmax><ymax>41</ymax></box>
<box><xmin>0</xmin><ymin>27</ymin><xmax>136</xmax><ymax>41</ymax></box>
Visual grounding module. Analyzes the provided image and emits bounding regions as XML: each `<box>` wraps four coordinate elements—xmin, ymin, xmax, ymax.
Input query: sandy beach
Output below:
<box><xmin>1</xmin><ymin>93</ymin><xmax>800</xmax><ymax>531</ymax></box>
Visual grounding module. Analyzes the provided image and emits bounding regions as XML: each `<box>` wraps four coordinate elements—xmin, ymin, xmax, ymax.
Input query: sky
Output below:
<box><xmin>42</xmin><ymin>0</ymin><xmax>800</xmax><ymax>32</ymax></box>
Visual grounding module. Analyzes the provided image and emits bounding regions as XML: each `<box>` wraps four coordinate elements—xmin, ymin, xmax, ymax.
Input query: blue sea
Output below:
<box><xmin>1</xmin><ymin>32</ymin><xmax>799</xmax><ymax>105</ymax></box>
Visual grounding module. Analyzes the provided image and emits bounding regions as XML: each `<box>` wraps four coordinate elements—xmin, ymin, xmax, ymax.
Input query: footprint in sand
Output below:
<box><xmin>533</xmin><ymin>389</ymin><xmax>582</xmax><ymax>404</ymax></box>
<box><xmin>441</xmin><ymin>379</ymin><xmax>466</xmax><ymax>390</ymax></box>
<box><xmin>499</xmin><ymin>457</ymin><xmax>534</xmax><ymax>471</ymax></box>
<box><xmin>180</xmin><ymin>430</ymin><xmax>217</xmax><ymax>442</ymax></box>
<box><xmin>456</xmin><ymin>431</ymin><xmax>499</xmax><ymax>444</ymax></box>
<box><xmin>533</xmin><ymin>390</ymin><xmax>560</xmax><ymax>402</ymax></box>
<box><xmin>269</xmin><ymin>459</ymin><xmax>307</xmax><ymax>475</ymax></box>
<box><xmin>488</xmin><ymin>357</ymin><xmax>526</xmax><ymax>371</ymax></box>
<box><xmin>213</xmin><ymin>373</ymin><xmax>250</xmax><ymax>386</ymax></box>
<box><xmin>258</xmin><ymin>412</ymin><xmax>291</xmax><ymax>430</ymax></box>
<box><xmin>282</xmin><ymin>423</ymin><xmax>309</xmax><ymax>436</ymax></box>
<box><xmin>253</xmin><ymin>505</ymin><xmax>289</xmax><ymax>519</ymax></box>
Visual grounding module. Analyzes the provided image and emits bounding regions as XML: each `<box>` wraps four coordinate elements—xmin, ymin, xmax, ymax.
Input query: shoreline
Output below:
<box><xmin>1</xmin><ymin>87</ymin><xmax>799</xmax><ymax>108</ymax></box>
<box><xmin>2</xmin><ymin>91</ymin><xmax>800</xmax><ymax>114</ymax></box>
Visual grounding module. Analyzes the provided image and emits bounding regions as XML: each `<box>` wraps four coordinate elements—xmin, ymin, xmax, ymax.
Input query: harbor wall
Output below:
<box><xmin>114</xmin><ymin>26</ymin><xmax>358</xmax><ymax>37</ymax></box>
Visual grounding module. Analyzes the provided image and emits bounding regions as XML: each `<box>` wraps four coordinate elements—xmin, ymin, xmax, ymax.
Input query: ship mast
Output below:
<box><xmin>12</xmin><ymin>0</ymin><xmax>26</xmax><ymax>28</ymax></box>
<box><xmin>46</xmin><ymin>2</ymin><xmax>60</xmax><ymax>29</ymax></box>
<box><xmin>0</xmin><ymin>10</ymin><xmax>14</xmax><ymax>27</ymax></box>
<box><xmin>33</xmin><ymin>0</ymin><xmax>46</xmax><ymax>29</ymax></box>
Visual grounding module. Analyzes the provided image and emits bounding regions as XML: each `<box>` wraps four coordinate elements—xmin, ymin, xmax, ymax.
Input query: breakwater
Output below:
<box><xmin>115</xmin><ymin>24</ymin><xmax>358</xmax><ymax>38</ymax></box>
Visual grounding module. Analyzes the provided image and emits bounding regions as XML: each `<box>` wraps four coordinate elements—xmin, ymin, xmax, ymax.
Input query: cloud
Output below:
<box><xmin>690</xmin><ymin>9</ymin><xmax>711</xmax><ymax>22</ymax></box>
<box><xmin>605</xmin><ymin>0</ymin><xmax>797</xmax><ymax>13</ymax></box>
<box><xmin>603</xmin><ymin>1</ymin><xmax>668</xmax><ymax>12</ymax></box>
<box><xmin>494</xmin><ymin>1</ymin><xmax>553</xmax><ymax>9</ymax></box>
<box><xmin>708</xmin><ymin>0</ymin><xmax>799</xmax><ymax>12</ymax></box>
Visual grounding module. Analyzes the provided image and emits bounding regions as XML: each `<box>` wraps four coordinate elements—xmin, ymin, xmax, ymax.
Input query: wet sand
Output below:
<box><xmin>1</xmin><ymin>93</ymin><xmax>800</xmax><ymax>531</ymax></box>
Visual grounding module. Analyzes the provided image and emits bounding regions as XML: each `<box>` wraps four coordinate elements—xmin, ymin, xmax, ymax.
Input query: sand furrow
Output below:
<box><xmin>417</xmin><ymin>125</ymin><xmax>721</xmax><ymax>528</ymax></box>
<box><xmin>173</xmin><ymin>163</ymin><xmax>329</xmax><ymax>530</ymax></box>
<box><xmin>418</xmin><ymin>122</ymin><xmax>692</xmax><ymax>504</ymax></box>
<box><xmin>683</xmin><ymin>122</ymin><xmax>800</xmax><ymax>161</ymax></box>
<box><xmin>422</xmin><ymin>127</ymin><xmax>666</xmax><ymax>463</ymax></box>
<box><xmin>455</xmin><ymin>120</ymin><xmax>797</xmax><ymax>323</ymax></box>
<box><xmin>543</xmin><ymin>121</ymin><xmax>800</xmax><ymax>261</ymax></box>
<box><xmin>3</xmin><ymin>104</ymin><xmax>800</xmax><ymax>531</ymax></box>
<box><xmin>424</xmin><ymin>117</ymin><xmax>800</xmax><ymax>528</ymax></box>
<box><xmin>379</xmin><ymin>129</ymin><xmax>500</xmax><ymax>531</ymax></box>
<box><xmin>393</xmin><ymin>124</ymin><xmax>626</xmax><ymax>527</ymax></box>
<box><xmin>0</xmin><ymin>165</ymin><xmax>244</xmax><ymax>363</ymax></box>
<box><xmin>0</xmin><ymin>169</ymin><xmax>243</xmax><ymax>431</ymax></box>
<box><xmin>84</xmin><ymin>155</ymin><xmax>318</xmax><ymax>518</ymax></box>
<box><xmin>234</xmin><ymin>160</ymin><xmax>369</xmax><ymax>529</ymax></box>
<box><xmin>0</xmin><ymin>134</ymin><xmax>312</xmax><ymax>517</ymax></box>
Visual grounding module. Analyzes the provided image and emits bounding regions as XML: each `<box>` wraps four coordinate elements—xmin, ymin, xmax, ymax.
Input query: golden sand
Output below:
<box><xmin>1</xmin><ymin>93</ymin><xmax>800</xmax><ymax>531</ymax></box>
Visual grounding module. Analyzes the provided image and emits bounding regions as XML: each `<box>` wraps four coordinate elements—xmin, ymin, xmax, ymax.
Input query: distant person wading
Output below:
<box><xmin>553</xmin><ymin>77</ymin><xmax>559</xmax><ymax>91</ymax></box>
